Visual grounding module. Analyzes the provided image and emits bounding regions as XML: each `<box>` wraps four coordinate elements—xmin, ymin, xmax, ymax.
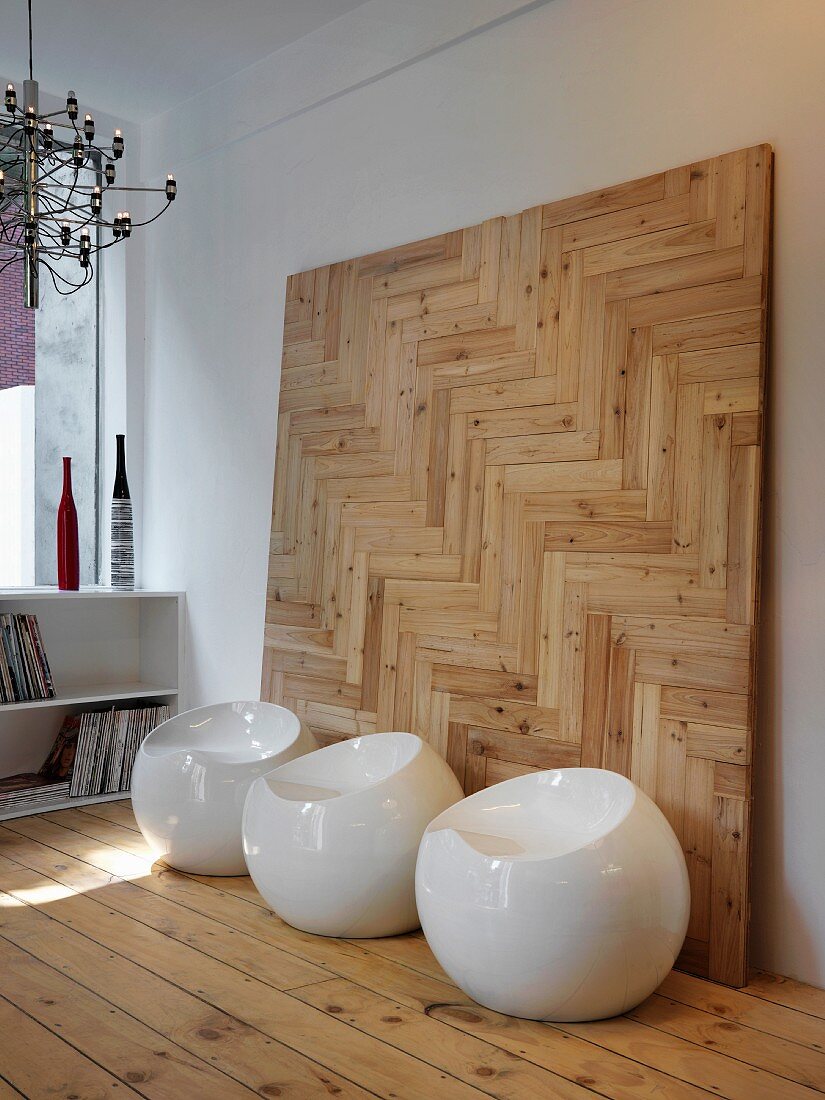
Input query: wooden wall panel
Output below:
<box><xmin>264</xmin><ymin>145</ymin><xmax>772</xmax><ymax>987</ymax></box>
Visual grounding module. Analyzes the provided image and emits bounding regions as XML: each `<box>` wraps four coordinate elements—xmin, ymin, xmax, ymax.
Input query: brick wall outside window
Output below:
<box><xmin>0</xmin><ymin>220</ymin><xmax>35</xmax><ymax>389</ymax></box>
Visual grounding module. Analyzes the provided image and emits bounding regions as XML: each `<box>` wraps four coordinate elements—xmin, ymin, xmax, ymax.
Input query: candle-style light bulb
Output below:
<box><xmin>84</xmin><ymin>113</ymin><xmax>95</xmax><ymax>141</ymax></box>
<box><xmin>121</xmin><ymin>211</ymin><xmax>132</xmax><ymax>238</ymax></box>
<box><xmin>105</xmin><ymin>161</ymin><xmax>116</xmax><ymax>185</ymax></box>
<box><xmin>42</xmin><ymin>122</ymin><xmax>53</xmax><ymax>152</ymax></box>
<box><xmin>66</xmin><ymin>90</ymin><xmax>78</xmax><ymax>120</ymax></box>
<box><xmin>5</xmin><ymin>83</ymin><xmax>17</xmax><ymax>111</ymax></box>
<box><xmin>165</xmin><ymin>173</ymin><xmax>177</xmax><ymax>201</ymax></box>
<box><xmin>61</xmin><ymin>222</ymin><xmax>71</xmax><ymax>248</ymax></box>
<box><xmin>91</xmin><ymin>185</ymin><xmax>102</xmax><ymax>213</ymax></box>
<box><xmin>72</xmin><ymin>136</ymin><xmax>84</xmax><ymax>166</ymax></box>
<box><xmin>112</xmin><ymin>128</ymin><xmax>124</xmax><ymax>159</ymax></box>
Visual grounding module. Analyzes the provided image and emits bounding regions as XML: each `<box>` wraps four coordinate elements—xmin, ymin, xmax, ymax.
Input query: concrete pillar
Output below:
<box><xmin>34</xmin><ymin>261</ymin><xmax>98</xmax><ymax>586</ymax></box>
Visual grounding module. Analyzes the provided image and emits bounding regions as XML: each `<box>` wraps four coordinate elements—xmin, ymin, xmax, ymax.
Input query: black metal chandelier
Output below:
<box><xmin>0</xmin><ymin>0</ymin><xmax>176</xmax><ymax>307</ymax></box>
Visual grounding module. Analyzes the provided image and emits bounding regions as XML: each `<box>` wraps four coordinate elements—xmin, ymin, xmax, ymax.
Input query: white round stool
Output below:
<box><xmin>416</xmin><ymin>768</ymin><xmax>689</xmax><ymax>1021</ymax></box>
<box><xmin>132</xmin><ymin>701</ymin><xmax>317</xmax><ymax>875</ymax></box>
<box><xmin>243</xmin><ymin>732</ymin><xmax>464</xmax><ymax>937</ymax></box>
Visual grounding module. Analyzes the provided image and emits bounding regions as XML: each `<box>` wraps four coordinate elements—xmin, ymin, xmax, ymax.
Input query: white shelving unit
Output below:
<box><xmin>0</xmin><ymin>588</ymin><xmax>185</xmax><ymax>819</ymax></box>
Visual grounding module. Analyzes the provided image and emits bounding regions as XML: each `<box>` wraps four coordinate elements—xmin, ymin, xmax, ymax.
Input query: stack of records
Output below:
<box><xmin>0</xmin><ymin>774</ymin><xmax>70</xmax><ymax>815</ymax></box>
<box><xmin>0</xmin><ymin>705</ymin><xmax>170</xmax><ymax>815</ymax></box>
<box><xmin>70</xmin><ymin>704</ymin><xmax>170</xmax><ymax>797</ymax></box>
<box><xmin>0</xmin><ymin>613</ymin><xmax>55</xmax><ymax>703</ymax></box>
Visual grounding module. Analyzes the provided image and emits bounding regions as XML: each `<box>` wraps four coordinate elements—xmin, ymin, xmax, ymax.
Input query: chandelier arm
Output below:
<box><xmin>34</xmin><ymin>194</ymin><xmax>169</xmax><ymax>231</ymax></box>
<box><xmin>31</xmin><ymin>151</ymin><xmax>82</xmax><ymax>186</ymax></box>
<box><xmin>38</xmin><ymin>214</ymin><xmax>106</xmax><ymax>230</ymax></box>
<box><xmin>92</xmin><ymin>184</ymin><xmax>168</xmax><ymax>193</ymax></box>
<box><xmin>38</xmin><ymin>198</ymin><xmax>92</xmax><ymax>217</ymax></box>
<box><xmin>37</xmin><ymin>218</ymin><xmax>62</xmax><ymax>238</ymax></box>
<box><xmin>125</xmin><ymin>200</ymin><xmax>172</xmax><ymax>230</ymax></box>
<box><xmin>36</xmin><ymin>183</ymin><xmax>60</xmax><ymax>208</ymax></box>
<box><xmin>86</xmin><ymin>237</ymin><xmax>127</xmax><ymax>257</ymax></box>
<box><xmin>49</xmin><ymin>200</ymin><xmax>173</xmax><ymax>239</ymax></box>
<box><xmin>65</xmin><ymin>202</ymin><xmax>96</xmax><ymax>227</ymax></box>
<box><xmin>53</xmin><ymin>202</ymin><xmax>172</xmax><ymax>247</ymax></box>
<box><xmin>36</xmin><ymin>113</ymin><xmax>88</xmax><ymax>134</ymax></box>
<box><xmin>34</xmin><ymin>215</ymin><xmax>61</xmax><ymax>237</ymax></box>
<box><xmin>36</xmin><ymin>179</ymin><xmax>109</xmax><ymax>196</ymax></box>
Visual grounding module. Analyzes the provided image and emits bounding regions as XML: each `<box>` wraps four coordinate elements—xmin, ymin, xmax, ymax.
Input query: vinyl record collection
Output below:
<box><xmin>0</xmin><ymin>704</ymin><xmax>170</xmax><ymax>815</ymax></box>
<box><xmin>70</xmin><ymin>705</ymin><xmax>170</xmax><ymax>797</ymax></box>
<box><xmin>0</xmin><ymin>613</ymin><xmax>55</xmax><ymax>703</ymax></box>
<box><xmin>0</xmin><ymin>774</ymin><xmax>71</xmax><ymax>816</ymax></box>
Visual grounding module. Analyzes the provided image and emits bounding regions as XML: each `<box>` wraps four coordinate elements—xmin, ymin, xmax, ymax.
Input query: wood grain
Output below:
<box><xmin>1</xmin><ymin>804</ymin><xmax>823</xmax><ymax>1100</ymax></box>
<box><xmin>265</xmin><ymin>146</ymin><xmax>772</xmax><ymax>987</ymax></box>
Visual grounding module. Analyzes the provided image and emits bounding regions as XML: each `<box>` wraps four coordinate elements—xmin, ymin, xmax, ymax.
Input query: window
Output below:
<box><xmin>0</xmin><ymin>158</ymin><xmax>100</xmax><ymax>588</ymax></box>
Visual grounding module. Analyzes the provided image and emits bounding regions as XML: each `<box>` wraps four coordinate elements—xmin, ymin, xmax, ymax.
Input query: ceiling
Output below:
<box><xmin>0</xmin><ymin>0</ymin><xmax>368</xmax><ymax>122</ymax></box>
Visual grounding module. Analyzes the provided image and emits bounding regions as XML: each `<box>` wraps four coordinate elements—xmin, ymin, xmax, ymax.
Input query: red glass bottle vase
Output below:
<box><xmin>57</xmin><ymin>456</ymin><xmax>80</xmax><ymax>591</ymax></box>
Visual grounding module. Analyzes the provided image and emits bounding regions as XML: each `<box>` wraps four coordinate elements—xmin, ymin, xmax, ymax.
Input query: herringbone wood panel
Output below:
<box><xmin>263</xmin><ymin>145</ymin><xmax>772</xmax><ymax>987</ymax></box>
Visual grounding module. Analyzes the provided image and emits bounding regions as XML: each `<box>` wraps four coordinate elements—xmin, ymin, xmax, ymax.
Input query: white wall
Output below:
<box><xmin>0</xmin><ymin>387</ymin><xmax>35</xmax><ymax>586</ymax></box>
<box><xmin>138</xmin><ymin>0</ymin><xmax>825</xmax><ymax>986</ymax></box>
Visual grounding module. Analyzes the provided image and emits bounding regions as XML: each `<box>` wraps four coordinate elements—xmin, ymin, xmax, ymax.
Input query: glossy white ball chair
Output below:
<box><xmin>242</xmin><ymin>731</ymin><xmax>464</xmax><ymax>937</ymax></box>
<box><xmin>132</xmin><ymin>701</ymin><xmax>317</xmax><ymax>875</ymax></box>
<box><xmin>416</xmin><ymin>768</ymin><xmax>690</xmax><ymax>1022</ymax></box>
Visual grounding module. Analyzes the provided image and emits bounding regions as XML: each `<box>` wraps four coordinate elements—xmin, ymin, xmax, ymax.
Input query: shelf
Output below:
<box><xmin>0</xmin><ymin>682</ymin><xmax>179</xmax><ymax>714</ymax></box>
<box><xmin>0</xmin><ymin>788</ymin><xmax>132</xmax><ymax>822</ymax></box>
<box><xmin>0</xmin><ymin>589</ymin><xmax>184</xmax><ymax>784</ymax></box>
<box><xmin>0</xmin><ymin>587</ymin><xmax>183</xmax><ymax>600</ymax></box>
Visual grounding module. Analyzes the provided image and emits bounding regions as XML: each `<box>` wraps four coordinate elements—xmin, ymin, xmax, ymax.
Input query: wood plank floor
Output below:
<box><xmin>0</xmin><ymin>802</ymin><xmax>823</xmax><ymax>1099</ymax></box>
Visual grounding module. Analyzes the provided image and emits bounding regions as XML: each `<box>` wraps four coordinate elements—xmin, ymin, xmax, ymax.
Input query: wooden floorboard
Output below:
<box><xmin>0</xmin><ymin>803</ymin><xmax>823</xmax><ymax>1100</ymax></box>
<box><xmin>0</xmin><ymin>994</ymin><xmax>128</xmax><ymax>1098</ymax></box>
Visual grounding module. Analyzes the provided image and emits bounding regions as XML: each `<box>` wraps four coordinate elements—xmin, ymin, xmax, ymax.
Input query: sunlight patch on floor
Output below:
<box><xmin>2</xmin><ymin>881</ymin><xmax>73</xmax><ymax>905</ymax></box>
<box><xmin>89</xmin><ymin>846</ymin><xmax>153</xmax><ymax>879</ymax></box>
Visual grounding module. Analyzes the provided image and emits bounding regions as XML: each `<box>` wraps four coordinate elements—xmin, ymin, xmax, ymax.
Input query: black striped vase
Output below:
<box><xmin>111</xmin><ymin>434</ymin><xmax>135</xmax><ymax>590</ymax></box>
